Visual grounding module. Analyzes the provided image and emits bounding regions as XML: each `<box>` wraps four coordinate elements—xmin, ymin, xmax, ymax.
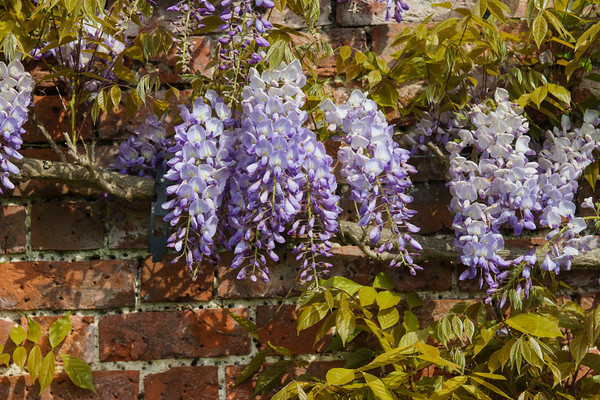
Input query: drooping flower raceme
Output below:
<box><xmin>339</xmin><ymin>0</ymin><xmax>409</xmax><ymax>22</ymax></box>
<box><xmin>227</xmin><ymin>60</ymin><xmax>341</xmax><ymax>282</ymax></box>
<box><xmin>321</xmin><ymin>89</ymin><xmax>421</xmax><ymax>274</ymax></box>
<box><xmin>111</xmin><ymin>115</ymin><xmax>170</xmax><ymax>179</ymax></box>
<box><xmin>446</xmin><ymin>88</ymin><xmax>600</xmax><ymax>298</ymax></box>
<box><xmin>161</xmin><ymin>91</ymin><xmax>234</xmax><ymax>276</ymax></box>
<box><xmin>0</xmin><ymin>60</ymin><xmax>34</xmax><ymax>194</ymax></box>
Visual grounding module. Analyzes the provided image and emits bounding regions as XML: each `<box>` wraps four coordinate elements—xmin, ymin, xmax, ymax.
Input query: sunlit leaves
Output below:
<box><xmin>61</xmin><ymin>354</ymin><xmax>96</xmax><ymax>393</ymax></box>
<box><xmin>49</xmin><ymin>313</ymin><xmax>72</xmax><ymax>348</ymax></box>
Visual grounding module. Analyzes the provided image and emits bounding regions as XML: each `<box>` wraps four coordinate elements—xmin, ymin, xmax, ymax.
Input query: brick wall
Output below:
<box><xmin>1</xmin><ymin>0</ymin><xmax>598</xmax><ymax>399</ymax></box>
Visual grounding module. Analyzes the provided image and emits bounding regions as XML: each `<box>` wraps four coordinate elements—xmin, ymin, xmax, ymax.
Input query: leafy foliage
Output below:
<box><xmin>0</xmin><ymin>313</ymin><xmax>94</xmax><ymax>394</ymax></box>
<box><xmin>238</xmin><ymin>274</ymin><xmax>600</xmax><ymax>399</ymax></box>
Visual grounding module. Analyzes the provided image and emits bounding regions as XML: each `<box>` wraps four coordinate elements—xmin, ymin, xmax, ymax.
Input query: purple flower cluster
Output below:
<box><xmin>0</xmin><ymin>61</ymin><xmax>34</xmax><ymax>194</ymax></box>
<box><xmin>446</xmin><ymin>88</ymin><xmax>600</xmax><ymax>297</ymax></box>
<box><xmin>111</xmin><ymin>115</ymin><xmax>170</xmax><ymax>178</ymax></box>
<box><xmin>321</xmin><ymin>89</ymin><xmax>421</xmax><ymax>273</ymax></box>
<box><xmin>404</xmin><ymin>110</ymin><xmax>463</xmax><ymax>155</ymax></box>
<box><xmin>218</xmin><ymin>0</ymin><xmax>273</xmax><ymax>69</ymax></box>
<box><xmin>339</xmin><ymin>0</ymin><xmax>409</xmax><ymax>22</ymax></box>
<box><xmin>161</xmin><ymin>91</ymin><xmax>235</xmax><ymax>275</ymax></box>
<box><xmin>227</xmin><ymin>60</ymin><xmax>341</xmax><ymax>282</ymax></box>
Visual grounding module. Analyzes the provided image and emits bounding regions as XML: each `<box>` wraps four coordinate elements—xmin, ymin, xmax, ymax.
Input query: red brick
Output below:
<box><xmin>98</xmin><ymin>308</ymin><xmax>250</xmax><ymax>361</ymax></box>
<box><xmin>374</xmin><ymin>260</ymin><xmax>453</xmax><ymax>292</ymax></box>
<box><xmin>7</xmin><ymin>180</ymin><xmax>102</xmax><ymax>199</ymax></box>
<box><xmin>31</xmin><ymin>202</ymin><xmax>104</xmax><ymax>250</ymax></box>
<box><xmin>0</xmin><ymin>370</ymin><xmax>139</xmax><ymax>399</ymax></box>
<box><xmin>217</xmin><ymin>246</ymin><xmax>370</xmax><ymax>299</ymax></box>
<box><xmin>256</xmin><ymin>305</ymin><xmax>330</xmax><ymax>355</ymax></box>
<box><xmin>144</xmin><ymin>366</ymin><xmax>218</xmax><ymax>400</ymax></box>
<box><xmin>0</xmin><ymin>206</ymin><xmax>26</xmax><ymax>253</ymax></box>
<box><xmin>225</xmin><ymin>360</ymin><xmax>344</xmax><ymax>400</ymax></box>
<box><xmin>141</xmin><ymin>255</ymin><xmax>214</xmax><ymax>303</ymax></box>
<box><xmin>410</xmin><ymin>182</ymin><xmax>453</xmax><ymax>234</ymax></box>
<box><xmin>23</xmin><ymin>95</ymin><xmax>92</xmax><ymax>143</ymax></box>
<box><xmin>0</xmin><ymin>260</ymin><xmax>136</xmax><ymax>310</ymax></box>
<box><xmin>107</xmin><ymin>201</ymin><xmax>151</xmax><ymax>249</ymax></box>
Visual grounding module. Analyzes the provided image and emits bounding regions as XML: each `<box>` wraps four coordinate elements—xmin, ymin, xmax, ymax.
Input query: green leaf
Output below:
<box><xmin>530</xmin><ymin>85</ymin><xmax>548</xmax><ymax>109</ymax></box>
<box><xmin>61</xmin><ymin>354</ymin><xmax>96</xmax><ymax>393</ymax></box>
<box><xmin>362</xmin><ymin>372</ymin><xmax>394</xmax><ymax>400</ymax></box>
<box><xmin>49</xmin><ymin>313</ymin><xmax>72</xmax><ymax>348</ymax></box>
<box><xmin>10</xmin><ymin>325</ymin><xmax>26</xmax><ymax>346</ymax></box>
<box><xmin>373</xmin><ymin>273</ymin><xmax>394</xmax><ymax>290</ymax></box>
<box><xmin>27</xmin><ymin>317</ymin><xmax>42</xmax><ymax>343</ymax></box>
<box><xmin>340</xmin><ymin>45</ymin><xmax>352</xmax><ymax>61</ymax></box>
<box><xmin>324</xmin><ymin>276</ymin><xmax>363</xmax><ymax>295</ymax></box>
<box><xmin>404</xmin><ymin>293</ymin><xmax>422</xmax><ymax>310</ymax></box>
<box><xmin>532</xmin><ymin>14</ymin><xmax>548</xmax><ymax>49</ymax></box>
<box><xmin>583</xmin><ymin>160</ymin><xmax>599</xmax><ymax>190</ymax></box>
<box><xmin>0</xmin><ymin>353</ymin><xmax>9</xmax><ymax>366</ymax></box>
<box><xmin>110</xmin><ymin>86</ymin><xmax>122</xmax><ymax>109</ymax></box>
<box><xmin>358</xmin><ymin>286</ymin><xmax>377</xmax><ymax>307</ymax></box>
<box><xmin>470</xmin><ymin>376</ymin><xmax>512</xmax><ymax>399</ymax></box>
<box><xmin>547</xmin><ymin>83</ymin><xmax>571</xmax><ymax>104</ymax></box>
<box><xmin>506</xmin><ymin>313</ymin><xmax>563</xmax><ymax>338</ymax></box>
<box><xmin>266</xmin><ymin>39</ymin><xmax>286</xmax><ymax>69</ymax></box>
<box><xmin>403</xmin><ymin>310</ymin><xmax>420</xmax><ymax>332</ymax></box>
<box><xmin>378</xmin><ymin>307</ymin><xmax>399</xmax><ymax>330</ymax></box>
<box><xmin>27</xmin><ymin>345</ymin><xmax>42</xmax><ymax>382</ymax></box>
<box><xmin>225</xmin><ymin>310</ymin><xmax>259</xmax><ymax>340</ymax></box>
<box><xmin>253</xmin><ymin>360</ymin><xmax>293</xmax><ymax>396</ymax></box>
<box><xmin>570</xmin><ymin>335</ymin><xmax>590</xmax><ymax>366</ymax></box>
<box><xmin>39</xmin><ymin>352</ymin><xmax>55</xmax><ymax>394</ymax></box>
<box><xmin>13</xmin><ymin>346</ymin><xmax>26</xmax><ymax>371</ymax></box>
<box><xmin>236</xmin><ymin>349</ymin><xmax>269</xmax><ymax>384</ymax></box>
<box><xmin>376</xmin><ymin>291</ymin><xmax>401</xmax><ymax>309</ymax></box>
<box><xmin>336</xmin><ymin>309</ymin><xmax>356</xmax><ymax>345</ymax></box>
<box><xmin>297</xmin><ymin>303</ymin><xmax>328</xmax><ymax>332</ymax></box>
<box><xmin>326</xmin><ymin>368</ymin><xmax>355</xmax><ymax>385</ymax></box>
<box><xmin>430</xmin><ymin>376</ymin><xmax>468</xmax><ymax>399</ymax></box>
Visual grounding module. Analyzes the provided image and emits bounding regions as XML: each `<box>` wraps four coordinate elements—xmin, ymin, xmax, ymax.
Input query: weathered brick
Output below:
<box><xmin>0</xmin><ymin>205</ymin><xmax>26</xmax><ymax>253</ymax></box>
<box><xmin>0</xmin><ymin>260</ymin><xmax>136</xmax><ymax>310</ymax></box>
<box><xmin>0</xmin><ymin>370</ymin><xmax>139</xmax><ymax>399</ymax></box>
<box><xmin>107</xmin><ymin>201</ymin><xmax>151</xmax><ymax>249</ymax></box>
<box><xmin>256</xmin><ymin>305</ymin><xmax>329</xmax><ymax>355</ymax></box>
<box><xmin>23</xmin><ymin>95</ymin><xmax>92</xmax><ymax>143</ymax></box>
<box><xmin>410</xmin><ymin>182</ymin><xmax>453</xmax><ymax>234</ymax></box>
<box><xmin>410</xmin><ymin>155</ymin><xmax>448</xmax><ymax>182</ymax></box>
<box><xmin>374</xmin><ymin>260</ymin><xmax>453</xmax><ymax>292</ymax></box>
<box><xmin>225</xmin><ymin>360</ymin><xmax>345</xmax><ymax>400</ymax></box>
<box><xmin>99</xmin><ymin>308</ymin><xmax>250</xmax><ymax>361</ymax></box>
<box><xmin>144</xmin><ymin>366</ymin><xmax>218</xmax><ymax>400</ymax></box>
<box><xmin>217</xmin><ymin>246</ymin><xmax>370</xmax><ymax>299</ymax></box>
<box><xmin>141</xmin><ymin>255</ymin><xmax>214</xmax><ymax>303</ymax></box>
<box><xmin>31</xmin><ymin>202</ymin><xmax>104</xmax><ymax>250</ymax></box>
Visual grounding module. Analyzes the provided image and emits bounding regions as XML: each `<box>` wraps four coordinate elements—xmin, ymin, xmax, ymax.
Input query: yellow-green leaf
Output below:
<box><xmin>340</xmin><ymin>45</ymin><xmax>352</xmax><ymax>61</ymax></box>
<box><xmin>13</xmin><ymin>346</ymin><xmax>26</xmax><ymax>371</ymax></box>
<box><xmin>358</xmin><ymin>286</ymin><xmax>377</xmax><ymax>307</ymax></box>
<box><xmin>378</xmin><ymin>307</ymin><xmax>399</xmax><ymax>330</ymax></box>
<box><xmin>376</xmin><ymin>291</ymin><xmax>401</xmax><ymax>309</ymax></box>
<box><xmin>532</xmin><ymin>14</ymin><xmax>548</xmax><ymax>49</ymax></box>
<box><xmin>61</xmin><ymin>354</ymin><xmax>96</xmax><ymax>393</ymax></box>
<box><xmin>505</xmin><ymin>313</ymin><xmax>563</xmax><ymax>338</ymax></box>
<box><xmin>49</xmin><ymin>313</ymin><xmax>72</xmax><ymax>348</ymax></box>
<box><xmin>39</xmin><ymin>352</ymin><xmax>55</xmax><ymax>394</ymax></box>
<box><xmin>362</xmin><ymin>372</ymin><xmax>394</xmax><ymax>400</ymax></box>
<box><xmin>326</xmin><ymin>368</ymin><xmax>355</xmax><ymax>386</ymax></box>
<box><xmin>28</xmin><ymin>345</ymin><xmax>42</xmax><ymax>382</ymax></box>
<box><xmin>548</xmin><ymin>83</ymin><xmax>571</xmax><ymax>104</ymax></box>
<box><xmin>27</xmin><ymin>317</ymin><xmax>41</xmax><ymax>343</ymax></box>
<box><xmin>10</xmin><ymin>325</ymin><xmax>26</xmax><ymax>346</ymax></box>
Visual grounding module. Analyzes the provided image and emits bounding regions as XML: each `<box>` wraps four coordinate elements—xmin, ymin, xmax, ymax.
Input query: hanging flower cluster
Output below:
<box><xmin>321</xmin><ymin>89</ymin><xmax>421</xmax><ymax>273</ymax></box>
<box><xmin>227</xmin><ymin>60</ymin><xmax>342</xmax><ymax>282</ymax></box>
<box><xmin>111</xmin><ymin>115</ymin><xmax>170</xmax><ymax>179</ymax></box>
<box><xmin>446</xmin><ymin>88</ymin><xmax>600</xmax><ymax>297</ymax></box>
<box><xmin>114</xmin><ymin>60</ymin><xmax>420</xmax><ymax>282</ymax></box>
<box><xmin>161</xmin><ymin>91</ymin><xmax>235</xmax><ymax>276</ymax></box>
<box><xmin>0</xmin><ymin>60</ymin><xmax>34</xmax><ymax>194</ymax></box>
